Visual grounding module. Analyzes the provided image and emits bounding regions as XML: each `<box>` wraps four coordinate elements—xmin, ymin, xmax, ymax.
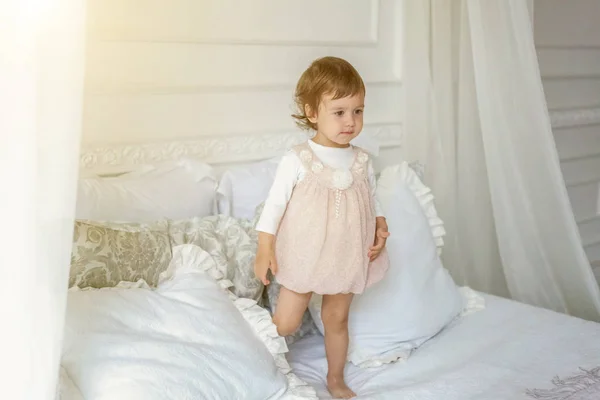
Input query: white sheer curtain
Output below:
<box><xmin>403</xmin><ymin>0</ymin><xmax>600</xmax><ymax>321</ymax></box>
<box><xmin>0</xmin><ymin>1</ymin><xmax>86</xmax><ymax>399</ymax></box>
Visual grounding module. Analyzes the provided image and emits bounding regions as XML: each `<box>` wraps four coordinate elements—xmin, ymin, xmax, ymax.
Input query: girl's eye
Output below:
<box><xmin>335</xmin><ymin>111</ymin><xmax>344</xmax><ymax>116</ymax></box>
<box><xmin>355</xmin><ymin>109</ymin><xmax>364</xmax><ymax>115</ymax></box>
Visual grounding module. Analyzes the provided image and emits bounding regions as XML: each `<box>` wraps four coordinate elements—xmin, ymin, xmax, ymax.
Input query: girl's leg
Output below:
<box><xmin>321</xmin><ymin>293</ymin><xmax>355</xmax><ymax>399</ymax></box>
<box><xmin>273</xmin><ymin>286</ymin><xmax>312</xmax><ymax>336</ymax></box>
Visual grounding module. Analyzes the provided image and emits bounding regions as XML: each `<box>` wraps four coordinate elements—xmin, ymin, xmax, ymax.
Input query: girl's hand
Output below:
<box><xmin>369</xmin><ymin>217</ymin><xmax>390</xmax><ymax>262</ymax></box>
<box><xmin>254</xmin><ymin>232</ymin><xmax>278</xmax><ymax>285</ymax></box>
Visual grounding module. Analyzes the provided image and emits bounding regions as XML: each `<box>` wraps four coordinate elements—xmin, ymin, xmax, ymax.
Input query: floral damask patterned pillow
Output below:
<box><xmin>168</xmin><ymin>215</ymin><xmax>264</xmax><ymax>302</ymax></box>
<box><xmin>70</xmin><ymin>220</ymin><xmax>172</xmax><ymax>289</ymax></box>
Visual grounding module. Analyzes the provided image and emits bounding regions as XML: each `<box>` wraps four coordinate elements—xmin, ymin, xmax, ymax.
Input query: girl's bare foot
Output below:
<box><xmin>327</xmin><ymin>375</ymin><xmax>356</xmax><ymax>399</ymax></box>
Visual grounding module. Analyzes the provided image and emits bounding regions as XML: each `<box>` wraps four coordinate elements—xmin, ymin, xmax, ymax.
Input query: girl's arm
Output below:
<box><xmin>255</xmin><ymin>231</ymin><xmax>278</xmax><ymax>285</ymax></box>
<box><xmin>367</xmin><ymin>160</ymin><xmax>385</xmax><ymax>217</ymax></box>
<box><xmin>367</xmin><ymin>160</ymin><xmax>390</xmax><ymax>261</ymax></box>
<box><xmin>255</xmin><ymin>152</ymin><xmax>301</xmax><ymax>235</ymax></box>
<box><xmin>255</xmin><ymin>152</ymin><xmax>301</xmax><ymax>284</ymax></box>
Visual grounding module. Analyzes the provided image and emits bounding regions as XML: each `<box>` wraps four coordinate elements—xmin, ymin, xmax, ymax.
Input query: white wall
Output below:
<box><xmin>81</xmin><ymin>0</ymin><xmax>403</xmax><ymax>170</ymax></box>
<box><xmin>83</xmin><ymin>1</ymin><xmax>600</xmax><ymax>261</ymax></box>
<box><xmin>535</xmin><ymin>0</ymin><xmax>600</xmax><ymax>263</ymax></box>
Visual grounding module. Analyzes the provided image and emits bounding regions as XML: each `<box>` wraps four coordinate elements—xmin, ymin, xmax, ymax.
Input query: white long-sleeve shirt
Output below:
<box><xmin>256</xmin><ymin>140</ymin><xmax>384</xmax><ymax>235</ymax></box>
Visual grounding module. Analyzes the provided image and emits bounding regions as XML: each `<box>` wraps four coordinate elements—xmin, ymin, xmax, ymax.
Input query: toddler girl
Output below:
<box><xmin>254</xmin><ymin>56</ymin><xmax>390</xmax><ymax>399</ymax></box>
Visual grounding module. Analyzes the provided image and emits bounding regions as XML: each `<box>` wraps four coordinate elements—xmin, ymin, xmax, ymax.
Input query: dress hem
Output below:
<box><xmin>275</xmin><ymin>280</ymin><xmax>366</xmax><ymax>296</ymax></box>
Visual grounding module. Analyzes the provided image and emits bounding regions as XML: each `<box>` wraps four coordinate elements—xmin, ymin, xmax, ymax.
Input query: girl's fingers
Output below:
<box><xmin>369</xmin><ymin>250</ymin><xmax>381</xmax><ymax>261</ymax></box>
<box><xmin>371</xmin><ymin>242</ymin><xmax>384</xmax><ymax>251</ymax></box>
<box><xmin>261</xmin><ymin>273</ymin><xmax>270</xmax><ymax>285</ymax></box>
<box><xmin>375</xmin><ymin>234</ymin><xmax>387</xmax><ymax>245</ymax></box>
<box><xmin>270</xmin><ymin>258</ymin><xmax>278</xmax><ymax>275</ymax></box>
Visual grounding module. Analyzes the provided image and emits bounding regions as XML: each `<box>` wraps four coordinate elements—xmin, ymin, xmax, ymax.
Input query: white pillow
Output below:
<box><xmin>61</xmin><ymin>245</ymin><xmax>317</xmax><ymax>400</ymax></box>
<box><xmin>217</xmin><ymin>157</ymin><xmax>280</xmax><ymax>219</ymax></box>
<box><xmin>308</xmin><ymin>162</ymin><xmax>482</xmax><ymax>367</ymax></box>
<box><xmin>76</xmin><ymin>159</ymin><xmax>217</xmax><ymax>222</ymax></box>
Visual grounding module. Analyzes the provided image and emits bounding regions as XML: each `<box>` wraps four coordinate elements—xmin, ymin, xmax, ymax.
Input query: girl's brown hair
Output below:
<box><xmin>292</xmin><ymin>57</ymin><xmax>366</xmax><ymax>131</ymax></box>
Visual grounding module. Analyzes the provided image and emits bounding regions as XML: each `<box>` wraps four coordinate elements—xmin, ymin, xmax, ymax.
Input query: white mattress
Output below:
<box><xmin>288</xmin><ymin>294</ymin><xmax>600</xmax><ymax>400</ymax></box>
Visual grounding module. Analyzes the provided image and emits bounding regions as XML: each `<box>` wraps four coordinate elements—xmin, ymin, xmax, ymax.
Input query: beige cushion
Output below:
<box><xmin>70</xmin><ymin>220</ymin><xmax>172</xmax><ymax>289</ymax></box>
<box><xmin>69</xmin><ymin>215</ymin><xmax>263</xmax><ymax>302</ymax></box>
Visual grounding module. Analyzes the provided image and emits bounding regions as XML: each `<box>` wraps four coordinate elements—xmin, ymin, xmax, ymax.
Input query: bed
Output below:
<box><xmin>289</xmin><ymin>294</ymin><xmax>600</xmax><ymax>399</ymax></box>
<box><xmin>59</xmin><ymin>139</ymin><xmax>600</xmax><ymax>400</ymax></box>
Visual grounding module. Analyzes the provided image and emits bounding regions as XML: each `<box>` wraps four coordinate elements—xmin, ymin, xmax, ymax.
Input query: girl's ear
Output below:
<box><xmin>305</xmin><ymin>104</ymin><xmax>318</xmax><ymax>124</ymax></box>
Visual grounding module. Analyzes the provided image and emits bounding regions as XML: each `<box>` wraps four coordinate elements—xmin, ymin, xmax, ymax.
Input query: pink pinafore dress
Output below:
<box><xmin>275</xmin><ymin>142</ymin><xmax>389</xmax><ymax>295</ymax></box>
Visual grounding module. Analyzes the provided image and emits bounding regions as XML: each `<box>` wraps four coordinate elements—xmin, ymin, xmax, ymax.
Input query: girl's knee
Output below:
<box><xmin>321</xmin><ymin>308</ymin><xmax>349</xmax><ymax>331</ymax></box>
<box><xmin>273</xmin><ymin>314</ymin><xmax>301</xmax><ymax>337</ymax></box>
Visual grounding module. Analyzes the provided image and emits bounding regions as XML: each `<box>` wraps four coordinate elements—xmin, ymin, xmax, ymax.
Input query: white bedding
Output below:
<box><xmin>289</xmin><ymin>294</ymin><xmax>600</xmax><ymax>400</ymax></box>
<box><xmin>61</xmin><ymin>245</ymin><xmax>316</xmax><ymax>400</ymax></box>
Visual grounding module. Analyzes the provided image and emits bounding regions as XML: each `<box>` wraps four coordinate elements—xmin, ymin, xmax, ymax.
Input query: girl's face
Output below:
<box><xmin>308</xmin><ymin>93</ymin><xmax>364</xmax><ymax>148</ymax></box>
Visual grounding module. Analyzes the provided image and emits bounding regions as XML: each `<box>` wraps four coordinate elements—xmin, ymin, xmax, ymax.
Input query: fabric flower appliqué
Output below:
<box><xmin>300</xmin><ymin>150</ymin><xmax>312</xmax><ymax>163</ymax></box>
<box><xmin>332</xmin><ymin>169</ymin><xmax>354</xmax><ymax>190</ymax></box>
<box><xmin>357</xmin><ymin>152</ymin><xmax>369</xmax><ymax>164</ymax></box>
<box><xmin>311</xmin><ymin>161</ymin><xmax>324</xmax><ymax>174</ymax></box>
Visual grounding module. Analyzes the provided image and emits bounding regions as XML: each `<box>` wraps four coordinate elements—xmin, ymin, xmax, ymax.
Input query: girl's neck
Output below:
<box><xmin>311</xmin><ymin>132</ymin><xmax>351</xmax><ymax>149</ymax></box>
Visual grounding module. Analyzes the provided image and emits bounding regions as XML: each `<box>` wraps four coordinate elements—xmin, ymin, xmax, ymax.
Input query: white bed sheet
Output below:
<box><xmin>288</xmin><ymin>294</ymin><xmax>600</xmax><ymax>400</ymax></box>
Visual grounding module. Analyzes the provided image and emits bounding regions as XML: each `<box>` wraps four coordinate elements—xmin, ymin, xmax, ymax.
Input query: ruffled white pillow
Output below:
<box><xmin>62</xmin><ymin>245</ymin><xmax>316</xmax><ymax>400</ymax></box>
<box><xmin>160</xmin><ymin>245</ymin><xmax>317</xmax><ymax>399</ymax></box>
<box><xmin>309</xmin><ymin>162</ymin><xmax>484</xmax><ymax>367</ymax></box>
